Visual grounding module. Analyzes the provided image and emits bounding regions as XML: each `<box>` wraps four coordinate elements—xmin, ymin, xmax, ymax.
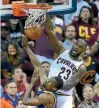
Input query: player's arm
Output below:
<box><xmin>23</xmin><ymin>93</ymin><xmax>53</xmax><ymax>106</ymax></box>
<box><xmin>22</xmin><ymin>36</ymin><xmax>41</xmax><ymax>67</ymax></box>
<box><xmin>44</xmin><ymin>15</ymin><xmax>65</xmax><ymax>56</ymax></box>
<box><xmin>90</xmin><ymin>34</ymin><xmax>99</xmax><ymax>55</ymax></box>
<box><xmin>62</xmin><ymin>65</ymin><xmax>87</xmax><ymax>91</ymax></box>
<box><xmin>23</xmin><ymin>70</ymin><xmax>53</xmax><ymax>106</ymax></box>
<box><xmin>22</xmin><ymin>36</ymin><xmax>47</xmax><ymax>84</ymax></box>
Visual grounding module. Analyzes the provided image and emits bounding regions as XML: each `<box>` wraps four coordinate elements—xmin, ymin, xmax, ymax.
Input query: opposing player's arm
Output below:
<box><xmin>62</xmin><ymin>65</ymin><xmax>87</xmax><ymax>91</ymax></box>
<box><xmin>22</xmin><ymin>36</ymin><xmax>47</xmax><ymax>84</ymax></box>
<box><xmin>23</xmin><ymin>93</ymin><xmax>53</xmax><ymax>106</ymax></box>
<box><xmin>22</xmin><ymin>36</ymin><xmax>41</xmax><ymax>67</ymax></box>
<box><xmin>44</xmin><ymin>15</ymin><xmax>65</xmax><ymax>56</ymax></box>
<box><xmin>23</xmin><ymin>70</ymin><xmax>53</xmax><ymax>106</ymax></box>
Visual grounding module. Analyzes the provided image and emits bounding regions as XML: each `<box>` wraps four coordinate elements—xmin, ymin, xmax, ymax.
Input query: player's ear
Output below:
<box><xmin>52</xmin><ymin>87</ymin><xmax>57</xmax><ymax>91</ymax></box>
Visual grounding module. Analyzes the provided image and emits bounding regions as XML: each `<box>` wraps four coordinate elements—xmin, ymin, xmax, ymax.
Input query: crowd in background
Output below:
<box><xmin>1</xmin><ymin>0</ymin><xmax>99</xmax><ymax>108</ymax></box>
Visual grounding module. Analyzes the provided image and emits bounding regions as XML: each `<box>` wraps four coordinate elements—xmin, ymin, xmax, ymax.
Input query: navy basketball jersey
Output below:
<box><xmin>37</xmin><ymin>91</ymin><xmax>57</xmax><ymax>108</ymax></box>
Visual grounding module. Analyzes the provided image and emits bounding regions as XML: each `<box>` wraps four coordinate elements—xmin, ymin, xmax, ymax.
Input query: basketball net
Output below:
<box><xmin>22</xmin><ymin>8</ymin><xmax>48</xmax><ymax>28</ymax></box>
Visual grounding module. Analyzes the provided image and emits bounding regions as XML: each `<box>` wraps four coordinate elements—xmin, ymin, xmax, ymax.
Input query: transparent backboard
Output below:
<box><xmin>0</xmin><ymin>0</ymin><xmax>77</xmax><ymax>20</ymax></box>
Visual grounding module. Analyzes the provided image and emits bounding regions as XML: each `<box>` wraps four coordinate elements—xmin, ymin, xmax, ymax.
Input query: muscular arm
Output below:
<box><xmin>62</xmin><ymin>65</ymin><xmax>87</xmax><ymax>91</ymax></box>
<box><xmin>23</xmin><ymin>70</ymin><xmax>50</xmax><ymax>106</ymax></box>
<box><xmin>23</xmin><ymin>86</ymin><xmax>53</xmax><ymax>106</ymax></box>
<box><xmin>44</xmin><ymin>15</ymin><xmax>65</xmax><ymax>56</ymax></box>
<box><xmin>22</xmin><ymin>37</ymin><xmax>47</xmax><ymax>84</ymax></box>
<box><xmin>24</xmin><ymin>46</ymin><xmax>41</xmax><ymax>67</ymax></box>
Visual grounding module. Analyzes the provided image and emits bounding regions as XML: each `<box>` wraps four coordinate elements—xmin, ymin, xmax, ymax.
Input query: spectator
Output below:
<box><xmin>41</xmin><ymin>61</ymin><xmax>50</xmax><ymax>76</ymax></box>
<box><xmin>64</xmin><ymin>0</ymin><xmax>90</xmax><ymax>25</ymax></box>
<box><xmin>76</xmin><ymin>52</ymin><xmax>99</xmax><ymax>101</ymax></box>
<box><xmin>0</xmin><ymin>81</ymin><xmax>18</xmax><ymax>108</ymax></box>
<box><xmin>72</xmin><ymin>6</ymin><xmax>99</xmax><ymax>46</ymax></box>
<box><xmin>8</xmin><ymin>19</ymin><xmax>24</xmax><ymax>48</ymax></box>
<box><xmin>1</xmin><ymin>21</ymin><xmax>10</xmax><ymax>57</ymax></box>
<box><xmin>11</xmin><ymin>67</ymin><xmax>36</xmax><ymax>98</ymax></box>
<box><xmin>11</xmin><ymin>67</ymin><xmax>29</xmax><ymax>97</ymax></box>
<box><xmin>63</xmin><ymin>25</ymin><xmax>76</xmax><ymax>50</ymax></box>
<box><xmin>77</xmin><ymin>84</ymin><xmax>98</xmax><ymax>108</ymax></box>
<box><xmin>1</xmin><ymin>42</ymin><xmax>25</xmax><ymax>79</ymax></box>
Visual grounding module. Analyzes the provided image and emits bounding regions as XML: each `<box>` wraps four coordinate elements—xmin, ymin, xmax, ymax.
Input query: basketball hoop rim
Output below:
<box><xmin>12</xmin><ymin>3</ymin><xmax>52</xmax><ymax>10</ymax></box>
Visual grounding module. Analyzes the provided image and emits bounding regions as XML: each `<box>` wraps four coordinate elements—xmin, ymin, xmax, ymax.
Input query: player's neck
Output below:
<box><xmin>69</xmin><ymin>52</ymin><xmax>81</xmax><ymax>61</ymax></box>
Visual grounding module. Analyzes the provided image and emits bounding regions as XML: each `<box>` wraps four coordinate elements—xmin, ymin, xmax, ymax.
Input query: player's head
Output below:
<box><xmin>42</xmin><ymin>77</ymin><xmax>63</xmax><ymax>91</ymax></box>
<box><xmin>70</xmin><ymin>39</ymin><xmax>87</xmax><ymax>57</ymax></box>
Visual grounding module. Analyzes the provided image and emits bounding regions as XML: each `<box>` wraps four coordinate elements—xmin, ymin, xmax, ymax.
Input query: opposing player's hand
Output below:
<box><xmin>31</xmin><ymin>68</ymin><xmax>39</xmax><ymax>84</ymax></box>
<box><xmin>22</xmin><ymin>36</ymin><xmax>28</xmax><ymax>48</ymax></box>
<box><xmin>28</xmin><ymin>41</ymin><xmax>35</xmax><ymax>47</ymax></box>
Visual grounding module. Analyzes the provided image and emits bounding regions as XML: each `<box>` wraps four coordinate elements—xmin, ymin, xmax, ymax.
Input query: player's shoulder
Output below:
<box><xmin>38</xmin><ymin>91</ymin><xmax>55</xmax><ymax>103</ymax></box>
<box><xmin>78</xmin><ymin>64</ymin><xmax>87</xmax><ymax>71</ymax></box>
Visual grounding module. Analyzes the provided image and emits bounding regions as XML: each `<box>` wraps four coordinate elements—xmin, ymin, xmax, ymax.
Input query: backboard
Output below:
<box><xmin>1</xmin><ymin>0</ymin><xmax>77</xmax><ymax>20</ymax></box>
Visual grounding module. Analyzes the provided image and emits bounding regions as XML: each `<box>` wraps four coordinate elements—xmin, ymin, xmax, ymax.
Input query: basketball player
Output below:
<box><xmin>22</xmin><ymin>68</ymin><xmax>63</xmax><ymax>108</ymax></box>
<box><xmin>43</xmin><ymin>15</ymin><xmax>87</xmax><ymax>108</ymax></box>
<box><xmin>22</xmin><ymin>37</ymin><xmax>84</xmax><ymax>108</ymax></box>
<box><xmin>22</xmin><ymin>37</ymin><xmax>86</xmax><ymax>108</ymax></box>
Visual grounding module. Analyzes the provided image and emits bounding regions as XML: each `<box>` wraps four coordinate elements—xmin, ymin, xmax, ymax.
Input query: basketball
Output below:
<box><xmin>24</xmin><ymin>24</ymin><xmax>42</xmax><ymax>40</ymax></box>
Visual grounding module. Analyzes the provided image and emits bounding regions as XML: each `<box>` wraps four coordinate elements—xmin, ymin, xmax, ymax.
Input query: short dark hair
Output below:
<box><xmin>41</xmin><ymin>61</ymin><xmax>50</xmax><ymax>65</ymax></box>
<box><xmin>5</xmin><ymin>80</ymin><xmax>17</xmax><ymax>88</ymax></box>
<box><xmin>65</xmin><ymin>24</ymin><xmax>76</xmax><ymax>31</ymax></box>
<box><xmin>77</xmin><ymin>38</ymin><xmax>87</xmax><ymax>47</ymax></box>
<box><xmin>12</xmin><ymin>66</ymin><xmax>22</xmax><ymax>75</ymax></box>
<box><xmin>54</xmin><ymin>77</ymin><xmax>63</xmax><ymax>90</ymax></box>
